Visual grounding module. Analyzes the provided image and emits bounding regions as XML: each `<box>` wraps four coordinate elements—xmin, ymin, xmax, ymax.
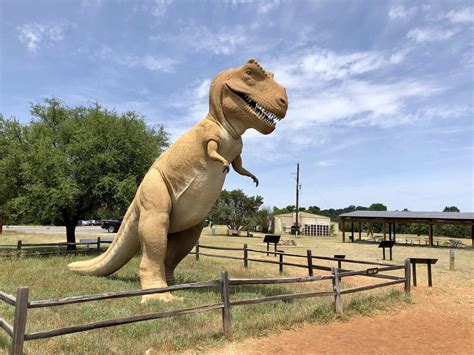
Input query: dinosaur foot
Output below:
<box><xmin>141</xmin><ymin>292</ymin><xmax>183</xmax><ymax>303</ymax></box>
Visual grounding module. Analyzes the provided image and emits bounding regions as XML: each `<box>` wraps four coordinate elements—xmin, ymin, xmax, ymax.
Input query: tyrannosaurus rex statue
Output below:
<box><xmin>68</xmin><ymin>59</ymin><xmax>288</xmax><ymax>302</ymax></box>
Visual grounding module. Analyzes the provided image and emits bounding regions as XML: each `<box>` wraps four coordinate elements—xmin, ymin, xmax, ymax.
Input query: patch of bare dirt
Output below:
<box><xmin>211</xmin><ymin>286</ymin><xmax>474</xmax><ymax>354</ymax></box>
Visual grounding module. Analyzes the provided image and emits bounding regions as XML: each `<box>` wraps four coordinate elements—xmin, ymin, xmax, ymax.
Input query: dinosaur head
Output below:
<box><xmin>208</xmin><ymin>59</ymin><xmax>288</xmax><ymax>137</ymax></box>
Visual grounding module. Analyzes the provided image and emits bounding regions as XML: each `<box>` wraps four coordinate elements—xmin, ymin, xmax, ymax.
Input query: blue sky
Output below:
<box><xmin>1</xmin><ymin>0</ymin><xmax>473</xmax><ymax>212</ymax></box>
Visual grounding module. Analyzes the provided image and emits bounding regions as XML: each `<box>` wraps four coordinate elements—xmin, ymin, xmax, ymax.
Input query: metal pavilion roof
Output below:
<box><xmin>339</xmin><ymin>211</ymin><xmax>474</xmax><ymax>221</ymax></box>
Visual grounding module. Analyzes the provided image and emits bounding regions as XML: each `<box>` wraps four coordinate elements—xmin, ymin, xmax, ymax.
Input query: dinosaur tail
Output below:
<box><xmin>67</xmin><ymin>198</ymin><xmax>141</xmax><ymax>276</ymax></box>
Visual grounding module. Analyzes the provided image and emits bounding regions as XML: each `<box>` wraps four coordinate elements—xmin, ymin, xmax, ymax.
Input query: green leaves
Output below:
<box><xmin>208</xmin><ymin>189</ymin><xmax>264</xmax><ymax>231</ymax></box>
<box><xmin>0</xmin><ymin>98</ymin><xmax>169</xmax><ymax>236</ymax></box>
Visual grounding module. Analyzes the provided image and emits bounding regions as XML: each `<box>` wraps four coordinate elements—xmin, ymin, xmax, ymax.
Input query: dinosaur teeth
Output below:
<box><xmin>236</xmin><ymin>91</ymin><xmax>283</xmax><ymax>125</ymax></box>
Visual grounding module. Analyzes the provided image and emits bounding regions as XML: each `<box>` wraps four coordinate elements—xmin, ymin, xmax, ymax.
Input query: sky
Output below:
<box><xmin>1</xmin><ymin>0</ymin><xmax>473</xmax><ymax>212</ymax></box>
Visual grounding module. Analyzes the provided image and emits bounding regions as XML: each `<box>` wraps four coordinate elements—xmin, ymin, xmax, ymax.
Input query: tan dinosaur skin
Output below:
<box><xmin>68</xmin><ymin>59</ymin><xmax>288</xmax><ymax>302</ymax></box>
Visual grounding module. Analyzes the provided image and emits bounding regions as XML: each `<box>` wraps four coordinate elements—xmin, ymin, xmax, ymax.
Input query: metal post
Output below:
<box><xmin>331</xmin><ymin>267</ymin><xmax>343</xmax><ymax>315</ymax></box>
<box><xmin>306</xmin><ymin>249</ymin><xmax>313</xmax><ymax>276</ymax></box>
<box><xmin>342</xmin><ymin>218</ymin><xmax>346</xmax><ymax>243</ymax></box>
<box><xmin>17</xmin><ymin>240</ymin><xmax>22</xmax><ymax>252</ymax></box>
<box><xmin>243</xmin><ymin>244</ymin><xmax>248</xmax><ymax>268</ymax></box>
<box><xmin>351</xmin><ymin>222</ymin><xmax>354</xmax><ymax>242</ymax></box>
<box><xmin>97</xmin><ymin>237</ymin><xmax>101</xmax><ymax>251</ymax></box>
<box><xmin>295</xmin><ymin>163</ymin><xmax>300</xmax><ymax>234</ymax></box>
<box><xmin>220</xmin><ymin>270</ymin><xmax>232</xmax><ymax>339</ymax></box>
<box><xmin>195</xmin><ymin>242</ymin><xmax>200</xmax><ymax>261</ymax></box>
<box><xmin>404</xmin><ymin>259</ymin><xmax>411</xmax><ymax>294</ymax></box>
<box><xmin>12</xmin><ymin>287</ymin><xmax>29</xmax><ymax>355</ymax></box>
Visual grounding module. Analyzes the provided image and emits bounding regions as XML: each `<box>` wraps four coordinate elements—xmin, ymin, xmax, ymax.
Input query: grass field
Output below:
<box><xmin>0</xmin><ymin>227</ymin><xmax>472</xmax><ymax>353</ymax></box>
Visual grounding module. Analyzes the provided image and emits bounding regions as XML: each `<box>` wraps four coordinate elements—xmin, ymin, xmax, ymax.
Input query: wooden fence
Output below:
<box><xmin>0</xmin><ymin>255</ymin><xmax>411</xmax><ymax>354</ymax></box>
<box><xmin>0</xmin><ymin>238</ymin><xmax>112</xmax><ymax>257</ymax></box>
<box><xmin>192</xmin><ymin>242</ymin><xmax>400</xmax><ymax>277</ymax></box>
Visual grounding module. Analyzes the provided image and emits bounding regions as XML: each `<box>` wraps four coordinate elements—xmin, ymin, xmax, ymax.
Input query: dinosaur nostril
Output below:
<box><xmin>279</xmin><ymin>97</ymin><xmax>287</xmax><ymax>106</ymax></box>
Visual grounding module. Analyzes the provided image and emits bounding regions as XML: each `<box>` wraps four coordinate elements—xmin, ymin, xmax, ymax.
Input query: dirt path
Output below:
<box><xmin>212</xmin><ymin>286</ymin><xmax>474</xmax><ymax>354</ymax></box>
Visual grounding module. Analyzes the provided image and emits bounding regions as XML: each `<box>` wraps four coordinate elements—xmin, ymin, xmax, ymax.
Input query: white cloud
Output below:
<box><xmin>152</xmin><ymin>0</ymin><xmax>174</xmax><ymax>17</ymax></box>
<box><xmin>316</xmin><ymin>160</ymin><xmax>337</xmax><ymax>167</ymax></box>
<box><xmin>94</xmin><ymin>47</ymin><xmax>177</xmax><ymax>72</ymax></box>
<box><xmin>446</xmin><ymin>7</ymin><xmax>474</xmax><ymax>23</ymax></box>
<box><xmin>268</xmin><ymin>47</ymin><xmax>410</xmax><ymax>89</ymax></box>
<box><xmin>407</xmin><ymin>27</ymin><xmax>458</xmax><ymax>43</ymax></box>
<box><xmin>389</xmin><ymin>5</ymin><xmax>417</xmax><ymax>20</ymax></box>
<box><xmin>17</xmin><ymin>23</ymin><xmax>70</xmax><ymax>52</ymax></box>
<box><xmin>151</xmin><ymin>26</ymin><xmax>248</xmax><ymax>55</ymax></box>
<box><xmin>258</xmin><ymin>0</ymin><xmax>281</xmax><ymax>14</ymax></box>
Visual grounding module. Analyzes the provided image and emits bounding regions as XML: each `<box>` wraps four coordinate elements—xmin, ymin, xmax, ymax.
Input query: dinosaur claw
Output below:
<box><xmin>252</xmin><ymin>176</ymin><xmax>259</xmax><ymax>187</ymax></box>
<box><xmin>223</xmin><ymin>165</ymin><xmax>230</xmax><ymax>173</ymax></box>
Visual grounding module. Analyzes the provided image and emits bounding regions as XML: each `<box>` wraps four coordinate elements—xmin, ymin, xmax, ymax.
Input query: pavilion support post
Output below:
<box><xmin>471</xmin><ymin>224</ymin><xmax>473</xmax><ymax>249</ymax></box>
<box><xmin>393</xmin><ymin>224</ymin><xmax>396</xmax><ymax>243</ymax></box>
<box><xmin>389</xmin><ymin>223</ymin><xmax>392</xmax><ymax>241</ymax></box>
<box><xmin>358</xmin><ymin>222</ymin><xmax>362</xmax><ymax>240</ymax></box>
<box><xmin>428</xmin><ymin>224</ymin><xmax>433</xmax><ymax>247</ymax></box>
<box><xmin>351</xmin><ymin>221</ymin><xmax>354</xmax><ymax>242</ymax></box>
<box><xmin>342</xmin><ymin>218</ymin><xmax>346</xmax><ymax>243</ymax></box>
<box><xmin>383</xmin><ymin>221</ymin><xmax>387</xmax><ymax>241</ymax></box>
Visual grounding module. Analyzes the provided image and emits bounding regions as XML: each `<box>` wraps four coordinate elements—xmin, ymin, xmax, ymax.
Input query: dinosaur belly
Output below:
<box><xmin>168</xmin><ymin>164</ymin><xmax>226</xmax><ymax>233</ymax></box>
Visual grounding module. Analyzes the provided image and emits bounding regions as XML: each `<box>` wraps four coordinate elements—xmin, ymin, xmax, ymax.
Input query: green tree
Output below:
<box><xmin>0</xmin><ymin>98</ymin><xmax>168</xmax><ymax>248</ymax></box>
<box><xmin>208</xmin><ymin>189</ymin><xmax>264</xmax><ymax>232</ymax></box>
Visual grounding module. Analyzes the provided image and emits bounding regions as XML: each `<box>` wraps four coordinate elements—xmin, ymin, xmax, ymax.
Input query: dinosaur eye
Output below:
<box><xmin>245</xmin><ymin>69</ymin><xmax>252</xmax><ymax>75</ymax></box>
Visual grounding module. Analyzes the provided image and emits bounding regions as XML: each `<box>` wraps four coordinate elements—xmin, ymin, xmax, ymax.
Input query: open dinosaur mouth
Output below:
<box><xmin>233</xmin><ymin>90</ymin><xmax>283</xmax><ymax>127</ymax></box>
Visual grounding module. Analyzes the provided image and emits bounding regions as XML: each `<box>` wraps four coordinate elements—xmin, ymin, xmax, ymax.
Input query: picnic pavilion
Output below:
<box><xmin>339</xmin><ymin>211</ymin><xmax>474</xmax><ymax>248</ymax></box>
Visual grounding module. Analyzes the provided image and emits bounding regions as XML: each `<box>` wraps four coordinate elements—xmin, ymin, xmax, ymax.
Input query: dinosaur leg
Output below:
<box><xmin>137</xmin><ymin>171</ymin><xmax>177</xmax><ymax>303</ymax></box>
<box><xmin>165</xmin><ymin>222</ymin><xmax>204</xmax><ymax>285</ymax></box>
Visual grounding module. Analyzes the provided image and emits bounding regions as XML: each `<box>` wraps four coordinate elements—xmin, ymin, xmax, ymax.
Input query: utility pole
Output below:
<box><xmin>295</xmin><ymin>163</ymin><xmax>300</xmax><ymax>234</ymax></box>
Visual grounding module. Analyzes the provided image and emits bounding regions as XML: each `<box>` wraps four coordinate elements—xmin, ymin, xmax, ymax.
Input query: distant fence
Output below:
<box><xmin>0</xmin><ymin>238</ymin><xmax>113</xmax><ymax>257</ymax></box>
<box><xmin>0</xmin><ymin>259</ymin><xmax>411</xmax><ymax>354</ymax></box>
<box><xmin>192</xmin><ymin>242</ymin><xmax>400</xmax><ymax>277</ymax></box>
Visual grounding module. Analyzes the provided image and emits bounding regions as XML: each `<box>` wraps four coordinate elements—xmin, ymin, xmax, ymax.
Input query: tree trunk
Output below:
<box><xmin>65</xmin><ymin>221</ymin><xmax>77</xmax><ymax>250</ymax></box>
<box><xmin>0</xmin><ymin>214</ymin><xmax>3</xmax><ymax>234</ymax></box>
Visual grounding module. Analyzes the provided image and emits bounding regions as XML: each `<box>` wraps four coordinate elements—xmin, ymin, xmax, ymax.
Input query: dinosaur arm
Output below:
<box><xmin>207</xmin><ymin>140</ymin><xmax>230</xmax><ymax>173</ymax></box>
<box><xmin>232</xmin><ymin>155</ymin><xmax>259</xmax><ymax>186</ymax></box>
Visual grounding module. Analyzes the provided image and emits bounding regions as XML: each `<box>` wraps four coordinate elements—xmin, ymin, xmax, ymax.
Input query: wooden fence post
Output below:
<box><xmin>331</xmin><ymin>267</ymin><xmax>343</xmax><ymax>315</ymax></box>
<box><xmin>17</xmin><ymin>240</ymin><xmax>22</xmax><ymax>252</ymax></box>
<box><xmin>279</xmin><ymin>250</ymin><xmax>284</xmax><ymax>274</ymax></box>
<box><xmin>195</xmin><ymin>242</ymin><xmax>200</xmax><ymax>261</ymax></box>
<box><xmin>243</xmin><ymin>244</ymin><xmax>248</xmax><ymax>268</ymax></box>
<box><xmin>12</xmin><ymin>287</ymin><xmax>29</xmax><ymax>355</ymax></box>
<box><xmin>404</xmin><ymin>259</ymin><xmax>411</xmax><ymax>294</ymax></box>
<box><xmin>220</xmin><ymin>270</ymin><xmax>232</xmax><ymax>339</ymax></box>
<box><xmin>306</xmin><ymin>250</ymin><xmax>313</xmax><ymax>276</ymax></box>
<box><xmin>97</xmin><ymin>237</ymin><xmax>101</xmax><ymax>251</ymax></box>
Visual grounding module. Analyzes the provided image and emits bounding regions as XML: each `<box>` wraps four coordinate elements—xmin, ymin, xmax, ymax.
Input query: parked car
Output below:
<box><xmin>78</xmin><ymin>220</ymin><xmax>92</xmax><ymax>226</ymax></box>
<box><xmin>101</xmin><ymin>219</ymin><xmax>122</xmax><ymax>233</ymax></box>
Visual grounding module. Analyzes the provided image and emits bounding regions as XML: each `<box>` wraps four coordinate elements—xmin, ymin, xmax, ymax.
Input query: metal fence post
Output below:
<box><xmin>404</xmin><ymin>259</ymin><xmax>411</xmax><ymax>294</ymax></box>
<box><xmin>12</xmin><ymin>287</ymin><xmax>29</xmax><ymax>355</ymax></box>
<box><xmin>220</xmin><ymin>270</ymin><xmax>233</xmax><ymax>339</ymax></box>
<box><xmin>17</xmin><ymin>240</ymin><xmax>22</xmax><ymax>253</ymax></box>
<box><xmin>97</xmin><ymin>237</ymin><xmax>101</xmax><ymax>251</ymax></box>
<box><xmin>331</xmin><ymin>267</ymin><xmax>343</xmax><ymax>315</ymax></box>
<box><xmin>243</xmin><ymin>244</ymin><xmax>248</xmax><ymax>268</ymax></box>
<box><xmin>306</xmin><ymin>250</ymin><xmax>313</xmax><ymax>276</ymax></box>
<box><xmin>195</xmin><ymin>242</ymin><xmax>200</xmax><ymax>261</ymax></box>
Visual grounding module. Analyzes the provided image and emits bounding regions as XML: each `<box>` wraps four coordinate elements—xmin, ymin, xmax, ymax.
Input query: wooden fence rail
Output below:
<box><xmin>0</xmin><ymin>260</ymin><xmax>411</xmax><ymax>354</ymax></box>
<box><xmin>193</xmin><ymin>242</ymin><xmax>397</xmax><ymax>277</ymax></box>
<box><xmin>0</xmin><ymin>239</ymin><xmax>113</xmax><ymax>257</ymax></box>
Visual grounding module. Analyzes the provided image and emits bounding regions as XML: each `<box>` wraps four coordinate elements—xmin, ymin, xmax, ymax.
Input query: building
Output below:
<box><xmin>272</xmin><ymin>212</ymin><xmax>336</xmax><ymax>236</ymax></box>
